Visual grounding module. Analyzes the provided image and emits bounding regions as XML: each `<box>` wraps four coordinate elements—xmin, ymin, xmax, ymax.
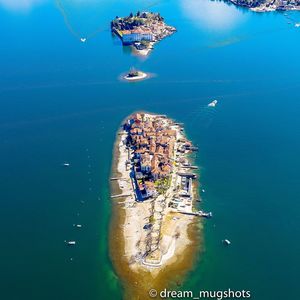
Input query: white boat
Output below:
<box><xmin>67</xmin><ymin>241</ymin><xmax>76</xmax><ymax>245</ymax></box>
<box><xmin>76</xmin><ymin>224</ymin><xmax>82</xmax><ymax>228</ymax></box>
<box><xmin>208</xmin><ymin>100</ymin><xmax>218</xmax><ymax>107</ymax></box>
<box><xmin>223</xmin><ymin>239</ymin><xmax>231</xmax><ymax>245</ymax></box>
<box><xmin>295</xmin><ymin>23</ymin><xmax>300</xmax><ymax>28</ymax></box>
<box><xmin>80</xmin><ymin>38</ymin><xmax>87</xmax><ymax>42</ymax></box>
<box><xmin>63</xmin><ymin>163</ymin><xmax>70</xmax><ymax>167</ymax></box>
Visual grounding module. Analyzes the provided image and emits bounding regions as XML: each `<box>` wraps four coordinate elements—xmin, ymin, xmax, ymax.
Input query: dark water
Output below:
<box><xmin>0</xmin><ymin>0</ymin><xmax>300</xmax><ymax>299</ymax></box>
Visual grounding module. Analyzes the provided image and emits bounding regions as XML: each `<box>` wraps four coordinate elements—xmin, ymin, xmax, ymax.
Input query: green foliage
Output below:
<box><xmin>149</xmin><ymin>215</ymin><xmax>155</xmax><ymax>224</ymax></box>
<box><xmin>154</xmin><ymin>177</ymin><xmax>171</xmax><ymax>194</ymax></box>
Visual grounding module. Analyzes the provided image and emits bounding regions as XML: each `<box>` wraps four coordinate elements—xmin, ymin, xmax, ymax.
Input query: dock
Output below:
<box><xmin>181</xmin><ymin>165</ymin><xmax>198</xmax><ymax>170</ymax></box>
<box><xmin>177</xmin><ymin>210</ymin><xmax>212</xmax><ymax>218</ymax></box>
<box><xmin>111</xmin><ymin>193</ymin><xmax>131</xmax><ymax>199</ymax></box>
<box><xmin>177</xmin><ymin>172</ymin><xmax>197</xmax><ymax>178</ymax></box>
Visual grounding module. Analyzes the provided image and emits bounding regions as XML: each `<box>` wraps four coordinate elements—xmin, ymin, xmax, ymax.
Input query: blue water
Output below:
<box><xmin>0</xmin><ymin>0</ymin><xmax>300</xmax><ymax>299</ymax></box>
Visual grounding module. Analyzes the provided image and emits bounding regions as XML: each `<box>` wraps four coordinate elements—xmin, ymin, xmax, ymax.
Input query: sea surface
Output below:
<box><xmin>0</xmin><ymin>0</ymin><xmax>300</xmax><ymax>299</ymax></box>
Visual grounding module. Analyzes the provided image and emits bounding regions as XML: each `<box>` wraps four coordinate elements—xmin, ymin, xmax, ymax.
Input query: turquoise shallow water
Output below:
<box><xmin>0</xmin><ymin>0</ymin><xmax>300</xmax><ymax>299</ymax></box>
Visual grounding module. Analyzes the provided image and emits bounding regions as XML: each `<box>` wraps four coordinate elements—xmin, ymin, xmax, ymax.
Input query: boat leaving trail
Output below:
<box><xmin>66</xmin><ymin>241</ymin><xmax>76</xmax><ymax>245</ymax></box>
<box><xmin>223</xmin><ymin>239</ymin><xmax>231</xmax><ymax>246</ymax></box>
<box><xmin>208</xmin><ymin>100</ymin><xmax>218</xmax><ymax>107</ymax></box>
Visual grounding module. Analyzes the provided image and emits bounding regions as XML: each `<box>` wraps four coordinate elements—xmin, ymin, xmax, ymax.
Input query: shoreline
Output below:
<box><xmin>251</xmin><ymin>7</ymin><xmax>300</xmax><ymax>12</ymax></box>
<box><xmin>228</xmin><ymin>0</ymin><xmax>300</xmax><ymax>12</ymax></box>
<box><xmin>109</xmin><ymin>113</ymin><xmax>204</xmax><ymax>299</ymax></box>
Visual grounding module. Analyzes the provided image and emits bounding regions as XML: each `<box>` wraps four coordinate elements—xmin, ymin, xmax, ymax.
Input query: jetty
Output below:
<box><xmin>177</xmin><ymin>172</ymin><xmax>197</xmax><ymax>178</ymax></box>
<box><xmin>111</xmin><ymin>193</ymin><xmax>131</xmax><ymax>199</ymax></box>
<box><xmin>177</xmin><ymin>210</ymin><xmax>213</xmax><ymax>218</ymax></box>
<box><xmin>110</xmin><ymin>177</ymin><xmax>128</xmax><ymax>181</ymax></box>
<box><xmin>181</xmin><ymin>165</ymin><xmax>198</xmax><ymax>170</ymax></box>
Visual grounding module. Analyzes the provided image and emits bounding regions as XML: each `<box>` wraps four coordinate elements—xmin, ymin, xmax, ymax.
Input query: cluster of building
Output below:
<box><xmin>275</xmin><ymin>0</ymin><xmax>300</xmax><ymax>10</ymax></box>
<box><xmin>111</xmin><ymin>11</ymin><xmax>176</xmax><ymax>49</ymax></box>
<box><xmin>230</xmin><ymin>0</ymin><xmax>300</xmax><ymax>11</ymax></box>
<box><xmin>124</xmin><ymin>113</ymin><xmax>177</xmax><ymax>201</ymax></box>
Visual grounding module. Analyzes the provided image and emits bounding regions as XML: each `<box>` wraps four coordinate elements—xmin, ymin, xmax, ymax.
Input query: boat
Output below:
<box><xmin>202</xmin><ymin>212</ymin><xmax>213</xmax><ymax>218</ymax></box>
<box><xmin>80</xmin><ymin>38</ymin><xmax>86</xmax><ymax>43</ymax></box>
<box><xmin>198</xmin><ymin>210</ymin><xmax>213</xmax><ymax>218</ymax></box>
<box><xmin>76</xmin><ymin>224</ymin><xmax>82</xmax><ymax>228</ymax></box>
<box><xmin>295</xmin><ymin>23</ymin><xmax>300</xmax><ymax>28</ymax></box>
<box><xmin>63</xmin><ymin>163</ymin><xmax>70</xmax><ymax>167</ymax></box>
<box><xmin>67</xmin><ymin>241</ymin><xmax>76</xmax><ymax>245</ymax></box>
<box><xmin>208</xmin><ymin>100</ymin><xmax>218</xmax><ymax>107</ymax></box>
<box><xmin>222</xmin><ymin>239</ymin><xmax>231</xmax><ymax>246</ymax></box>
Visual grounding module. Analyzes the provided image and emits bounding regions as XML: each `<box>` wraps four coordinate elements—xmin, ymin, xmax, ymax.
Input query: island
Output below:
<box><xmin>228</xmin><ymin>0</ymin><xmax>300</xmax><ymax>12</ymax></box>
<box><xmin>123</xmin><ymin>68</ymin><xmax>148</xmax><ymax>81</ymax></box>
<box><xmin>110</xmin><ymin>113</ymin><xmax>209</xmax><ymax>298</ymax></box>
<box><xmin>111</xmin><ymin>12</ymin><xmax>176</xmax><ymax>56</ymax></box>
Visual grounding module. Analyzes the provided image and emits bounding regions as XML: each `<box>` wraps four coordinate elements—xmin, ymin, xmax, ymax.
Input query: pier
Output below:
<box><xmin>111</xmin><ymin>193</ymin><xmax>132</xmax><ymax>199</ymax></box>
<box><xmin>177</xmin><ymin>172</ymin><xmax>197</xmax><ymax>179</ymax></box>
<box><xmin>181</xmin><ymin>165</ymin><xmax>198</xmax><ymax>170</ymax></box>
<box><xmin>110</xmin><ymin>177</ymin><xmax>128</xmax><ymax>181</ymax></box>
<box><xmin>177</xmin><ymin>210</ymin><xmax>212</xmax><ymax>218</ymax></box>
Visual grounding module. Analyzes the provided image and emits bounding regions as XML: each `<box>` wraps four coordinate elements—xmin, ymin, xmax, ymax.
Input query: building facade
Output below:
<box><xmin>122</xmin><ymin>32</ymin><xmax>154</xmax><ymax>45</ymax></box>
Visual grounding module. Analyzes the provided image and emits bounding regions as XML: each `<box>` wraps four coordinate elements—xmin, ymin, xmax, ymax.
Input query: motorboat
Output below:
<box><xmin>208</xmin><ymin>100</ymin><xmax>218</xmax><ymax>107</ymax></box>
<box><xmin>222</xmin><ymin>239</ymin><xmax>231</xmax><ymax>246</ymax></box>
<box><xmin>67</xmin><ymin>241</ymin><xmax>76</xmax><ymax>245</ymax></box>
<box><xmin>197</xmin><ymin>210</ymin><xmax>212</xmax><ymax>218</ymax></box>
<box><xmin>63</xmin><ymin>163</ymin><xmax>70</xmax><ymax>167</ymax></box>
<box><xmin>80</xmin><ymin>38</ymin><xmax>87</xmax><ymax>42</ymax></box>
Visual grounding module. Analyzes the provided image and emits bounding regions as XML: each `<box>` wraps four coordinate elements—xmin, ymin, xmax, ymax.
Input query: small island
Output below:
<box><xmin>228</xmin><ymin>0</ymin><xmax>300</xmax><ymax>12</ymax></box>
<box><xmin>111</xmin><ymin>12</ymin><xmax>176</xmax><ymax>56</ymax></box>
<box><xmin>123</xmin><ymin>68</ymin><xmax>148</xmax><ymax>81</ymax></box>
<box><xmin>110</xmin><ymin>113</ymin><xmax>208</xmax><ymax>298</ymax></box>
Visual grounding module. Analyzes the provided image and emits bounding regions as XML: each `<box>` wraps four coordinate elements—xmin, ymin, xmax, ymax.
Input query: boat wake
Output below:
<box><xmin>188</xmin><ymin>100</ymin><xmax>219</xmax><ymax>128</ymax></box>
